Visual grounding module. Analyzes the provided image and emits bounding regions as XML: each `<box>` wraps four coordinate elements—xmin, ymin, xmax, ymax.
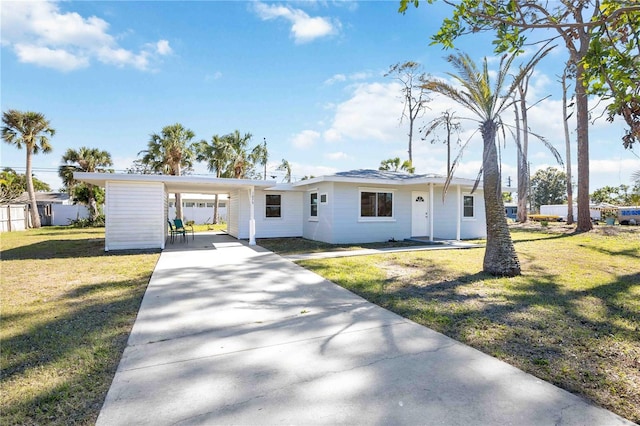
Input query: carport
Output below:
<box><xmin>74</xmin><ymin>172</ymin><xmax>275</xmax><ymax>251</ymax></box>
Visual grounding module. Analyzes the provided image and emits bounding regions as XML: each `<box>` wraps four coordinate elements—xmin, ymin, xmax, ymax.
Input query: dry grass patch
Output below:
<box><xmin>297</xmin><ymin>226</ymin><xmax>640</xmax><ymax>422</ymax></box>
<box><xmin>1</xmin><ymin>227</ymin><xmax>159</xmax><ymax>425</ymax></box>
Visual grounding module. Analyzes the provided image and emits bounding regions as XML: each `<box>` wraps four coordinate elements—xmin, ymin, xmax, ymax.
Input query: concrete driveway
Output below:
<box><xmin>97</xmin><ymin>233</ymin><xmax>631</xmax><ymax>425</ymax></box>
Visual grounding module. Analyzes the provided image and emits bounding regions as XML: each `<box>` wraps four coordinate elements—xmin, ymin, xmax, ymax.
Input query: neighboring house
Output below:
<box><xmin>12</xmin><ymin>192</ymin><xmax>90</xmax><ymax>226</ymax></box>
<box><xmin>504</xmin><ymin>203</ymin><xmax>517</xmax><ymax>220</ymax></box>
<box><xmin>74</xmin><ymin>170</ymin><xmax>494</xmax><ymax>251</ymax></box>
<box><xmin>168</xmin><ymin>194</ymin><xmax>228</xmax><ymax>223</ymax></box>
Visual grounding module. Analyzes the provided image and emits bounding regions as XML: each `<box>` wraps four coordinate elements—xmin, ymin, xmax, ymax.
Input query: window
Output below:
<box><xmin>265</xmin><ymin>194</ymin><xmax>281</xmax><ymax>218</ymax></box>
<box><xmin>463</xmin><ymin>195</ymin><xmax>475</xmax><ymax>218</ymax></box>
<box><xmin>185</xmin><ymin>202</ymin><xmax>195</xmax><ymax>208</ymax></box>
<box><xmin>197</xmin><ymin>203</ymin><xmax>206</xmax><ymax>208</ymax></box>
<box><xmin>360</xmin><ymin>191</ymin><xmax>393</xmax><ymax>218</ymax></box>
<box><xmin>206</xmin><ymin>203</ymin><xmax>214</xmax><ymax>208</ymax></box>
<box><xmin>310</xmin><ymin>192</ymin><xmax>318</xmax><ymax>217</ymax></box>
<box><xmin>320</xmin><ymin>193</ymin><xmax>327</xmax><ymax>203</ymax></box>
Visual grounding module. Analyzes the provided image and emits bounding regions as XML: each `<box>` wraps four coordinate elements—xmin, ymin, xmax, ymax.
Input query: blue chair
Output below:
<box><xmin>173</xmin><ymin>218</ymin><xmax>194</xmax><ymax>241</ymax></box>
<box><xmin>168</xmin><ymin>219</ymin><xmax>186</xmax><ymax>243</ymax></box>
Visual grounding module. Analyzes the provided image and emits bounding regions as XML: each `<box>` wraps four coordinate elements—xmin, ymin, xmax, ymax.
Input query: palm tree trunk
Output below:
<box><xmin>25</xmin><ymin>148</ymin><xmax>41</xmax><ymax>228</ymax></box>
<box><xmin>481</xmin><ymin>121</ymin><xmax>521</xmax><ymax>277</ymax></box>
<box><xmin>213</xmin><ymin>193</ymin><xmax>219</xmax><ymax>224</ymax></box>
<box><xmin>175</xmin><ymin>193</ymin><xmax>183</xmax><ymax>220</ymax></box>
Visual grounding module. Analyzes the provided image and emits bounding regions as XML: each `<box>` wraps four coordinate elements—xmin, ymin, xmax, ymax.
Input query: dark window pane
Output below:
<box><xmin>360</xmin><ymin>192</ymin><xmax>376</xmax><ymax>216</ymax></box>
<box><xmin>377</xmin><ymin>192</ymin><xmax>393</xmax><ymax>217</ymax></box>
<box><xmin>265</xmin><ymin>194</ymin><xmax>281</xmax><ymax>218</ymax></box>
<box><xmin>463</xmin><ymin>196</ymin><xmax>474</xmax><ymax>217</ymax></box>
<box><xmin>310</xmin><ymin>193</ymin><xmax>318</xmax><ymax>216</ymax></box>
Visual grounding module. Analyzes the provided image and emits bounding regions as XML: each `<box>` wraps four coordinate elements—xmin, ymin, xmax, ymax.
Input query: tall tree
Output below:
<box><xmin>422</xmin><ymin>110</ymin><xmax>461</xmax><ymax>178</ymax></box>
<box><xmin>585</xmin><ymin>1</ymin><xmax>640</xmax><ymax>149</ymax></box>
<box><xmin>224</xmin><ymin>130</ymin><xmax>254</xmax><ymax>179</ymax></box>
<box><xmin>2</xmin><ymin>110</ymin><xmax>55</xmax><ymax>228</ymax></box>
<box><xmin>59</xmin><ymin>147</ymin><xmax>113</xmax><ymax>221</ymax></box>
<box><xmin>512</xmin><ymin>45</ymin><xmax>560</xmax><ymax>223</ymax></box>
<box><xmin>560</xmin><ymin>64</ymin><xmax>575</xmax><ymax>224</ymax></box>
<box><xmin>277</xmin><ymin>159</ymin><xmax>292</xmax><ymax>183</ymax></box>
<box><xmin>385</xmin><ymin>61</ymin><xmax>431</xmax><ymax>163</ymax></box>
<box><xmin>379</xmin><ymin>157</ymin><xmax>415</xmax><ymax>173</ymax></box>
<box><xmin>195</xmin><ymin>134</ymin><xmax>233</xmax><ymax>224</ymax></box>
<box><xmin>530</xmin><ymin>167</ymin><xmax>567</xmax><ymax>212</ymax></box>
<box><xmin>399</xmin><ymin>0</ymin><xmax>640</xmax><ymax>232</ymax></box>
<box><xmin>250</xmin><ymin>138</ymin><xmax>269</xmax><ymax>180</ymax></box>
<box><xmin>422</xmin><ymin>52</ymin><xmax>528</xmax><ymax>276</ymax></box>
<box><xmin>0</xmin><ymin>168</ymin><xmax>51</xmax><ymax>203</ymax></box>
<box><xmin>139</xmin><ymin>123</ymin><xmax>196</xmax><ymax>220</ymax></box>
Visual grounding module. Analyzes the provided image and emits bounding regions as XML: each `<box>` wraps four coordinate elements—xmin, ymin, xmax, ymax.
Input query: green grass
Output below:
<box><xmin>294</xmin><ymin>226</ymin><xmax>640</xmax><ymax>423</ymax></box>
<box><xmin>1</xmin><ymin>227</ymin><xmax>160</xmax><ymax>425</ymax></box>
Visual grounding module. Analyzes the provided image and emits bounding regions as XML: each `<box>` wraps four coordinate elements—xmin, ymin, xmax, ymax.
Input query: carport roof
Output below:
<box><xmin>74</xmin><ymin>172</ymin><xmax>276</xmax><ymax>194</ymax></box>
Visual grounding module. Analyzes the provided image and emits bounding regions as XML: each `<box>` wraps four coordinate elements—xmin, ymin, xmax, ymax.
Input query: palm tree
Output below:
<box><xmin>224</xmin><ymin>130</ymin><xmax>253</xmax><ymax>178</ymax></box>
<box><xmin>378</xmin><ymin>157</ymin><xmax>415</xmax><ymax>173</ymax></box>
<box><xmin>2</xmin><ymin>110</ymin><xmax>55</xmax><ymax>228</ymax></box>
<box><xmin>277</xmin><ymin>159</ymin><xmax>292</xmax><ymax>183</ymax></box>
<box><xmin>422</xmin><ymin>52</ymin><xmax>531</xmax><ymax>276</ymax></box>
<box><xmin>250</xmin><ymin>138</ymin><xmax>269</xmax><ymax>180</ymax></box>
<box><xmin>59</xmin><ymin>147</ymin><xmax>113</xmax><ymax>221</ymax></box>
<box><xmin>139</xmin><ymin>123</ymin><xmax>196</xmax><ymax>220</ymax></box>
<box><xmin>195</xmin><ymin>134</ymin><xmax>234</xmax><ymax>224</ymax></box>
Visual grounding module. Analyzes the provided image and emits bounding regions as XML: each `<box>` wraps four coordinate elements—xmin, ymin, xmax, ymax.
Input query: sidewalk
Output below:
<box><xmin>96</xmin><ymin>233</ymin><xmax>632</xmax><ymax>425</ymax></box>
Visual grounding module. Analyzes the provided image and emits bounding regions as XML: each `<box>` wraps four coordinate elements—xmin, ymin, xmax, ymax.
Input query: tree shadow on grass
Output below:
<box><xmin>0</xmin><ymin>238</ymin><xmax>159</xmax><ymax>260</ymax></box>
<box><xmin>0</xmin><ymin>276</ymin><xmax>150</xmax><ymax>425</ymax></box>
<box><xmin>332</xmin><ymin>263</ymin><xmax>640</xmax><ymax>422</ymax></box>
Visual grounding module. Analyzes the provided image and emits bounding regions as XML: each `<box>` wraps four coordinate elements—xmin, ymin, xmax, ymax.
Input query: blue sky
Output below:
<box><xmin>2</xmin><ymin>0</ymin><xmax>639</xmax><ymax>192</ymax></box>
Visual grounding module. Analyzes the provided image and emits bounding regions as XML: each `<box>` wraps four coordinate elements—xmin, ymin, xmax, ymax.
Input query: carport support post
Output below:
<box><xmin>429</xmin><ymin>183</ymin><xmax>434</xmax><ymax>242</ymax></box>
<box><xmin>456</xmin><ymin>185</ymin><xmax>461</xmax><ymax>240</ymax></box>
<box><xmin>248</xmin><ymin>187</ymin><xmax>256</xmax><ymax>246</ymax></box>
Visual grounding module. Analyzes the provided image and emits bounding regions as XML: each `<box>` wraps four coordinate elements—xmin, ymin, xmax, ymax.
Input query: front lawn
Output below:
<box><xmin>0</xmin><ymin>227</ymin><xmax>160</xmax><ymax>425</ymax></box>
<box><xmin>295</xmin><ymin>226</ymin><xmax>640</xmax><ymax>422</ymax></box>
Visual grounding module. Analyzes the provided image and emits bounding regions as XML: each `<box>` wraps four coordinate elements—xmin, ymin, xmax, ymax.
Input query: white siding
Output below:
<box><xmin>302</xmin><ymin>182</ymin><xmax>334</xmax><ymax>243</ymax></box>
<box><xmin>231</xmin><ymin>189</ymin><xmax>303</xmax><ymax>239</ymax></box>
<box><xmin>430</xmin><ymin>186</ymin><xmax>486</xmax><ymax>240</ymax></box>
<box><xmin>254</xmin><ymin>190</ymin><xmax>303</xmax><ymax>238</ymax></box>
<box><xmin>105</xmin><ymin>181</ymin><xmax>166</xmax><ymax>251</ymax></box>
<box><xmin>324</xmin><ymin>183</ymin><xmax>412</xmax><ymax>244</ymax></box>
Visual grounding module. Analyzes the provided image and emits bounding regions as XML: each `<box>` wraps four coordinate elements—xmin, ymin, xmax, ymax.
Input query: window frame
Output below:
<box><xmin>463</xmin><ymin>194</ymin><xmax>475</xmax><ymax>219</ymax></box>
<box><xmin>309</xmin><ymin>192</ymin><xmax>318</xmax><ymax>221</ymax></box>
<box><xmin>265</xmin><ymin>194</ymin><xmax>282</xmax><ymax>219</ymax></box>
<box><xmin>358</xmin><ymin>188</ymin><xmax>395</xmax><ymax>222</ymax></box>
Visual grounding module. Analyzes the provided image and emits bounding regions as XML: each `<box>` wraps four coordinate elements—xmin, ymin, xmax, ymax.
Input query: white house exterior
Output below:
<box><xmin>75</xmin><ymin>170</ymin><xmax>492</xmax><ymax>251</ymax></box>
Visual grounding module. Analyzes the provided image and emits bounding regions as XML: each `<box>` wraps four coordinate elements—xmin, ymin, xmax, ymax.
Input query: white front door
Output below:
<box><xmin>411</xmin><ymin>191</ymin><xmax>429</xmax><ymax>237</ymax></box>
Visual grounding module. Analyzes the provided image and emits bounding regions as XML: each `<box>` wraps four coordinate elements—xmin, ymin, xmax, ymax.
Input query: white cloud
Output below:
<box><xmin>322</xmin><ymin>81</ymin><xmax>406</xmax><ymax>143</ymax></box>
<box><xmin>14</xmin><ymin>43</ymin><xmax>89</xmax><ymax>71</ymax></box>
<box><xmin>1</xmin><ymin>1</ymin><xmax>171</xmax><ymax>71</ymax></box>
<box><xmin>325</xmin><ymin>151</ymin><xmax>348</xmax><ymax>160</ymax></box>
<box><xmin>324</xmin><ymin>74</ymin><xmax>346</xmax><ymax>85</ymax></box>
<box><xmin>253</xmin><ymin>2</ymin><xmax>339</xmax><ymax>44</ymax></box>
<box><xmin>155</xmin><ymin>40</ymin><xmax>172</xmax><ymax>55</ymax></box>
<box><xmin>291</xmin><ymin>130</ymin><xmax>321</xmax><ymax>148</ymax></box>
<box><xmin>324</xmin><ymin>71</ymin><xmax>373</xmax><ymax>86</ymax></box>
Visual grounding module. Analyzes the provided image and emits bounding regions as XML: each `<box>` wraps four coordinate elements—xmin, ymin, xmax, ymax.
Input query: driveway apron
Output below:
<box><xmin>97</xmin><ymin>233</ymin><xmax>631</xmax><ymax>425</ymax></box>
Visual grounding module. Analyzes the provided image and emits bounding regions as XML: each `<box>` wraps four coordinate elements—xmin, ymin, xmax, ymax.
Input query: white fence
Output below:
<box><xmin>169</xmin><ymin>206</ymin><xmax>228</xmax><ymax>224</ymax></box>
<box><xmin>0</xmin><ymin>205</ymin><xmax>29</xmax><ymax>232</ymax></box>
<box><xmin>51</xmin><ymin>204</ymin><xmax>90</xmax><ymax>225</ymax></box>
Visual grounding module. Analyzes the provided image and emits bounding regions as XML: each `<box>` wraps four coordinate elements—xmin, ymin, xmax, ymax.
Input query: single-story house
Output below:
<box><xmin>12</xmin><ymin>192</ymin><xmax>90</xmax><ymax>226</ymax></box>
<box><xmin>74</xmin><ymin>169</ymin><xmax>494</xmax><ymax>251</ymax></box>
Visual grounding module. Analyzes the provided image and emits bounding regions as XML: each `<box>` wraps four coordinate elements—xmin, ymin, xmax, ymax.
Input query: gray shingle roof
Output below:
<box><xmin>333</xmin><ymin>169</ymin><xmax>443</xmax><ymax>180</ymax></box>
